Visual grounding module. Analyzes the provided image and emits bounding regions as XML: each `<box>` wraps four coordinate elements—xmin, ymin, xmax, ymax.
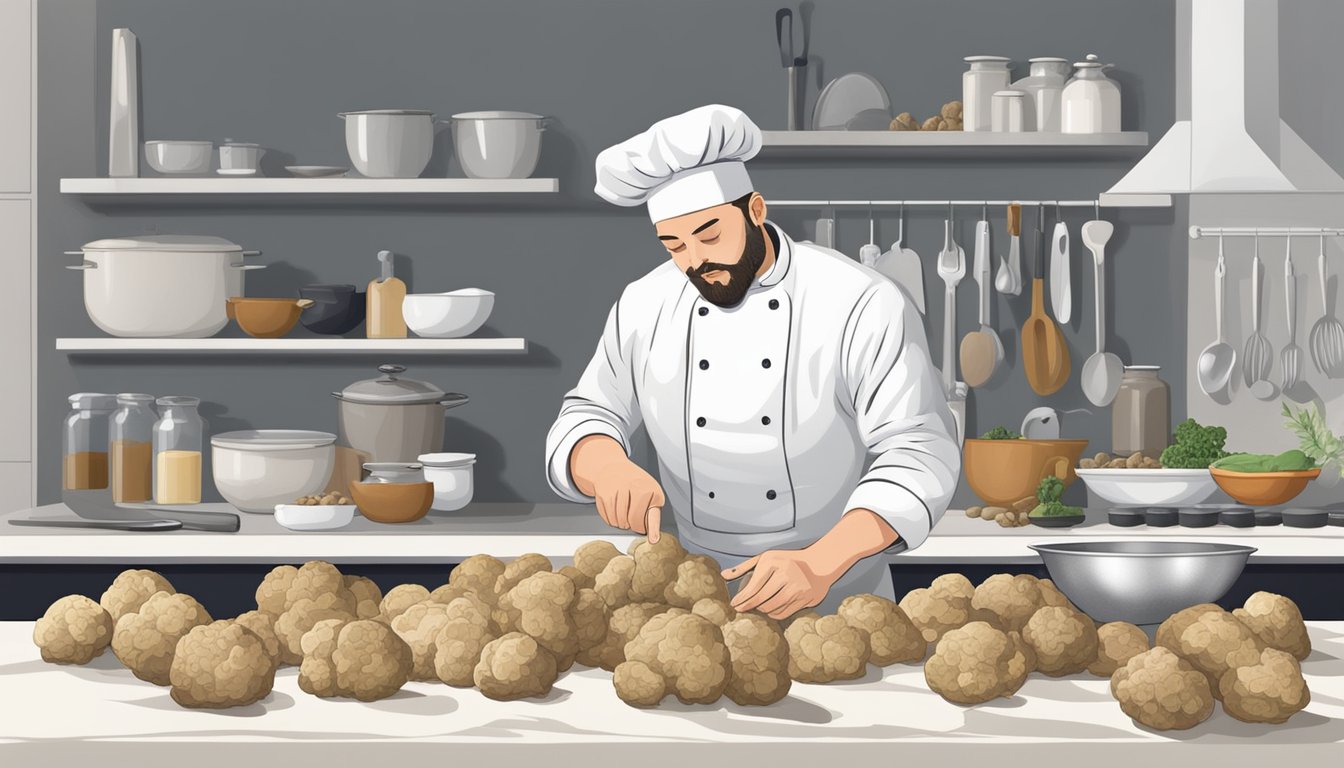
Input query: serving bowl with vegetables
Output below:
<box><xmin>1075</xmin><ymin>419</ymin><xmax>1228</xmax><ymax>508</ymax></box>
<box><xmin>1208</xmin><ymin>404</ymin><xmax>1342</xmax><ymax>506</ymax></box>
<box><xmin>963</xmin><ymin>427</ymin><xmax>1088</xmax><ymax>507</ymax></box>
<box><xmin>1028</xmin><ymin>476</ymin><xmax>1085</xmax><ymax>528</ymax></box>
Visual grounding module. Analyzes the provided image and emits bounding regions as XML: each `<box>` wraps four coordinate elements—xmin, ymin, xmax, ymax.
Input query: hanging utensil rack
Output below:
<box><xmin>1189</xmin><ymin>226</ymin><xmax>1344</xmax><ymax>239</ymax></box>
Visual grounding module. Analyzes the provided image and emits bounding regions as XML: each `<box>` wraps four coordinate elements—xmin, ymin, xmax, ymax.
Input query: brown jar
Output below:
<box><xmin>1111</xmin><ymin>366</ymin><xmax>1170</xmax><ymax>460</ymax></box>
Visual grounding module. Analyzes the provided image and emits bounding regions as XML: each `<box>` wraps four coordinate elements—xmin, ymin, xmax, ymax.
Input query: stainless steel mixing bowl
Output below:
<box><xmin>1029</xmin><ymin>541</ymin><xmax>1256</xmax><ymax>624</ymax></box>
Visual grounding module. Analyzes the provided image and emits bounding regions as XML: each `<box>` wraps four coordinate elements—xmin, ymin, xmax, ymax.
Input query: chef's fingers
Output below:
<box><xmin>731</xmin><ymin>562</ymin><xmax>779</xmax><ymax>610</ymax></box>
<box><xmin>754</xmin><ymin>583</ymin><xmax>800</xmax><ymax>616</ymax></box>
<box><xmin>766</xmin><ymin>593</ymin><xmax>812</xmax><ymax>620</ymax></box>
<box><xmin>721</xmin><ymin>555</ymin><xmax>761</xmax><ymax>582</ymax></box>
<box><xmin>613</xmin><ymin>488</ymin><xmax>632</xmax><ymax>531</ymax></box>
<box><xmin>645</xmin><ymin>506</ymin><xmax>661</xmax><ymax>544</ymax></box>
<box><xmin>733</xmin><ymin>571</ymin><xmax>788</xmax><ymax>614</ymax></box>
<box><xmin>595</xmin><ymin>494</ymin><xmax>615</xmax><ymax>528</ymax></box>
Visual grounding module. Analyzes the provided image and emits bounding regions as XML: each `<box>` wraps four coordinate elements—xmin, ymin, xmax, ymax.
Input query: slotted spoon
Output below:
<box><xmin>1243</xmin><ymin>235</ymin><xmax>1274</xmax><ymax>397</ymax></box>
<box><xmin>1309</xmin><ymin>234</ymin><xmax>1344</xmax><ymax>377</ymax></box>
<box><xmin>1281</xmin><ymin>237</ymin><xmax>1302</xmax><ymax>392</ymax></box>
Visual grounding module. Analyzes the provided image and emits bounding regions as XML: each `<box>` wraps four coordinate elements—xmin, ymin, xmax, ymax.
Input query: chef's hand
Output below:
<box><xmin>721</xmin><ymin>549</ymin><xmax>840</xmax><ymax>620</ymax></box>
<box><xmin>590</xmin><ymin>456</ymin><xmax>665</xmax><ymax>543</ymax></box>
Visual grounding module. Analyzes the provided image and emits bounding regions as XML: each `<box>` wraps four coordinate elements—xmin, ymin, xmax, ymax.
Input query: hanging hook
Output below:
<box><xmin>1094</xmin><ymin>199</ymin><xmax>1100</xmax><ymax>219</ymax></box>
<box><xmin>898</xmin><ymin>201</ymin><xmax>905</xmax><ymax>244</ymax></box>
<box><xmin>981</xmin><ymin>201</ymin><xmax>988</xmax><ymax>221</ymax></box>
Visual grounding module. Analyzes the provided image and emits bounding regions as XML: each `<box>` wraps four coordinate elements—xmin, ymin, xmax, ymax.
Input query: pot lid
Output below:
<box><xmin>993</xmin><ymin>90</ymin><xmax>1027</xmax><ymax>98</ymax></box>
<box><xmin>450</xmin><ymin>111</ymin><xmax>544</xmax><ymax>120</ymax></box>
<box><xmin>335</xmin><ymin>364</ymin><xmax>446</xmax><ymax>405</ymax></box>
<box><xmin>419</xmin><ymin>452</ymin><xmax>477</xmax><ymax>467</ymax></box>
<box><xmin>80</xmin><ymin>235</ymin><xmax>244</xmax><ymax>253</ymax></box>
<box><xmin>342</xmin><ymin>109</ymin><xmax>433</xmax><ymax>115</ymax></box>
<box><xmin>1028</xmin><ymin>57</ymin><xmax>1069</xmax><ymax>64</ymax></box>
<box><xmin>211</xmin><ymin>429</ymin><xmax>337</xmax><ymax>450</ymax></box>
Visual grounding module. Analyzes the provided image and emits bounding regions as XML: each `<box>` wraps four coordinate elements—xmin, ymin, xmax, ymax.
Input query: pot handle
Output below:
<box><xmin>296</xmin><ymin>299</ymin><xmax>315</xmax><ymax>310</ymax></box>
<box><xmin>228</xmin><ymin>264</ymin><xmax>267</xmax><ymax>271</ymax></box>
<box><xmin>64</xmin><ymin>250</ymin><xmax>86</xmax><ymax>256</ymax></box>
<box><xmin>66</xmin><ymin>261</ymin><xmax>97</xmax><ymax>271</ymax></box>
<box><xmin>439</xmin><ymin>393</ymin><xmax>470</xmax><ymax>410</ymax></box>
<box><xmin>241</xmin><ymin>250</ymin><xmax>262</xmax><ymax>257</ymax></box>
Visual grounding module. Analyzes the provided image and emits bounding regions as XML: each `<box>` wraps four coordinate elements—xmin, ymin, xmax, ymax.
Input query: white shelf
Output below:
<box><xmin>56</xmin><ymin>337</ymin><xmax>528</xmax><ymax>354</ymax></box>
<box><xmin>59</xmin><ymin>176</ymin><xmax>559</xmax><ymax>196</ymax></box>
<box><xmin>760</xmin><ymin>130</ymin><xmax>1149</xmax><ymax>149</ymax></box>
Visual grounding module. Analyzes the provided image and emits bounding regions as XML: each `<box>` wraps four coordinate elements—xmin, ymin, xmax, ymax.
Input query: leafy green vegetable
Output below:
<box><xmin>1036</xmin><ymin>475</ymin><xmax>1064</xmax><ymax>504</ymax></box>
<box><xmin>1213</xmin><ymin>449</ymin><xmax>1316</xmax><ymax>473</ymax></box>
<box><xmin>1159</xmin><ymin>419</ymin><xmax>1230</xmax><ymax>468</ymax></box>
<box><xmin>1283</xmin><ymin>403</ymin><xmax>1344</xmax><ymax>477</ymax></box>
<box><xmin>1029</xmin><ymin>501</ymin><xmax>1084</xmax><ymax>517</ymax></box>
<box><xmin>981</xmin><ymin>426</ymin><xmax>1022</xmax><ymax>440</ymax></box>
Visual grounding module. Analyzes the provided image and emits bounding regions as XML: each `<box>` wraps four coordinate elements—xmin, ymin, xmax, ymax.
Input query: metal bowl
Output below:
<box><xmin>1029</xmin><ymin>541</ymin><xmax>1255</xmax><ymax>625</ymax></box>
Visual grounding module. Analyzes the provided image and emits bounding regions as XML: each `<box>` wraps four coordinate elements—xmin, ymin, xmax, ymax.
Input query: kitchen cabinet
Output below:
<box><xmin>0</xmin><ymin>462</ymin><xmax>32</xmax><ymax>514</ymax></box>
<box><xmin>0</xmin><ymin>0</ymin><xmax>32</xmax><ymax>194</ymax></box>
<box><xmin>0</xmin><ymin>201</ymin><xmax>31</xmax><ymax>465</ymax></box>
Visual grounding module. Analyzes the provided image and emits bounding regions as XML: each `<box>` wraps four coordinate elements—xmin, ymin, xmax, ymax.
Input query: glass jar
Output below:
<box><xmin>153</xmin><ymin>396</ymin><xmax>206</xmax><ymax>504</ymax></box>
<box><xmin>991</xmin><ymin>90</ymin><xmax>1027</xmax><ymax>132</ymax></box>
<box><xmin>362</xmin><ymin>462</ymin><xmax>425</xmax><ymax>484</ymax></box>
<box><xmin>1111</xmin><ymin>366</ymin><xmax>1170</xmax><ymax>459</ymax></box>
<box><xmin>63</xmin><ymin>393</ymin><xmax>116</xmax><ymax>491</ymax></box>
<box><xmin>962</xmin><ymin>56</ymin><xmax>1012</xmax><ymax>132</ymax></box>
<box><xmin>110</xmin><ymin>393</ymin><xmax>156</xmax><ymax>503</ymax></box>
<box><xmin>1012</xmin><ymin>57</ymin><xmax>1071</xmax><ymax>131</ymax></box>
<box><xmin>1062</xmin><ymin>54</ymin><xmax>1122</xmax><ymax>133</ymax></box>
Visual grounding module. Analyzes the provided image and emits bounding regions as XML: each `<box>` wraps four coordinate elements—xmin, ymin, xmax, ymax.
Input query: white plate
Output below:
<box><xmin>216</xmin><ymin>168</ymin><xmax>257</xmax><ymax>176</ymax></box>
<box><xmin>812</xmin><ymin>73</ymin><xmax>890</xmax><ymax>130</ymax></box>
<box><xmin>1075</xmin><ymin>468</ymin><xmax>1221</xmax><ymax>508</ymax></box>
<box><xmin>285</xmin><ymin>165</ymin><xmax>348</xmax><ymax>178</ymax></box>
<box><xmin>273</xmin><ymin>504</ymin><xmax>357</xmax><ymax>531</ymax></box>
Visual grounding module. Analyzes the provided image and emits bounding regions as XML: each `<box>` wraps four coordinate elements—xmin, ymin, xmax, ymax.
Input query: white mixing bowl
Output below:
<box><xmin>211</xmin><ymin>430</ymin><xmax>336</xmax><ymax>513</ymax></box>
<box><xmin>403</xmin><ymin>289</ymin><xmax>495</xmax><ymax>338</ymax></box>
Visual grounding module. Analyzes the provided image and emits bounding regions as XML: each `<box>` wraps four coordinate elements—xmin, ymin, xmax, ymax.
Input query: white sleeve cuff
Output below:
<box><xmin>844</xmin><ymin>478</ymin><xmax>933</xmax><ymax>551</ymax></box>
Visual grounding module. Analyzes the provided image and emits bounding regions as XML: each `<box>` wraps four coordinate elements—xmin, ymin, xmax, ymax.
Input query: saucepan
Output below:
<box><xmin>446</xmin><ymin>111</ymin><xmax>549</xmax><ymax>179</ymax></box>
<box><xmin>332</xmin><ymin>364</ymin><xmax>469</xmax><ymax>463</ymax></box>
<box><xmin>338</xmin><ymin>109</ymin><xmax>435</xmax><ymax>178</ymax></box>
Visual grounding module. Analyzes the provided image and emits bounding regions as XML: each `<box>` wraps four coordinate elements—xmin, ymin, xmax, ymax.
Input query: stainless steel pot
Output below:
<box><xmin>66</xmin><ymin>235</ymin><xmax>264</xmax><ymax>338</ymax></box>
<box><xmin>332</xmin><ymin>364</ymin><xmax>468</xmax><ymax>462</ymax></box>
<box><xmin>447</xmin><ymin>111</ymin><xmax>547</xmax><ymax>179</ymax></box>
<box><xmin>338</xmin><ymin>109</ymin><xmax>434</xmax><ymax>178</ymax></box>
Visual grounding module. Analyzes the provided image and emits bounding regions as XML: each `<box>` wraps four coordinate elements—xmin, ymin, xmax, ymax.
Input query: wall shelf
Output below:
<box><xmin>58</xmin><ymin>177</ymin><xmax>559</xmax><ymax>199</ymax></box>
<box><xmin>56</xmin><ymin>337</ymin><xmax>528</xmax><ymax>354</ymax></box>
<box><xmin>758</xmin><ymin>130</ymin><xmax>1150</xmax><ymax>156</ymax></box>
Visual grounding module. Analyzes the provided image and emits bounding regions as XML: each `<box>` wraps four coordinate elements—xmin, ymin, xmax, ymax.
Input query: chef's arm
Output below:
<box><xmin>803</xmin><ymin>508</ymin><xmax>901</xmax><ymax>580</ymax></box>
<box><xmin>568</xmin><ymin>434</ymin><xmax>627</xmax><ymax>496</ymax></box>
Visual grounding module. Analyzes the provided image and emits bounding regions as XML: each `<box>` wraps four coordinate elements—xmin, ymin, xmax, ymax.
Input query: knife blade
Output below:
<box><xmin>10</xmin><ymin>518</ymin><xmax>183</xmax><ymax>531</ymax></box>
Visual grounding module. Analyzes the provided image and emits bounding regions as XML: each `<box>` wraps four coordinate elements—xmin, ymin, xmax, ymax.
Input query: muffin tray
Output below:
<box><xmin>1107</xmin><ymin>505</ymin><xmax>1333</xmax><ymax>529</ymax></box>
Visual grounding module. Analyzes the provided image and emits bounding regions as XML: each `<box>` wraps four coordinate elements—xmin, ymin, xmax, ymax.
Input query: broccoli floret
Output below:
<box><xmin>981</xmin><ymin>427</ymin><xmax>1022</xmax><ymax>440</ymax></box>
<box><xmin>1036</xmin><ymin>476</ymin><xmax>1064</xmax><ymax>504</ymax></box>
<box><xmin>1159</xmin><ymin>419</ymin><xmax>1230</xmax><ymax>469</ymax></box>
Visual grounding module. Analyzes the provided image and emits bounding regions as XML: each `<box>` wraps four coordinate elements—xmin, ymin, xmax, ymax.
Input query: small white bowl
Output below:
<box><xmin>274</xmin><ymin>504</ymin><xmax>357</xmax><ymax>531</ymax></box>
<box><xmin>403</xmin><ymin>289</ymin><xmax>495</xmax><ymax>338</ymax></box>
<box><xmin>145</xmin><ymin>140</ymin><xmax>213</xmax><ymax>174</ymax></box>
<box><xmin>419</xmin><ymin>452</ymin><xmax>475</xmax><ymax>511</ymax></box>
<box><xmin>1075</xmin><ymin>468</ymin><xmax>1221</xmax><ymax>508</ymax></box>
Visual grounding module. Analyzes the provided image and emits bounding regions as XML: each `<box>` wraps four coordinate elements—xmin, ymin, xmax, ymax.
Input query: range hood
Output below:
<box><xmin>1107</xmin><ymin>0</ymin><xmax>1344</xmax><ymax>195</ymax></box>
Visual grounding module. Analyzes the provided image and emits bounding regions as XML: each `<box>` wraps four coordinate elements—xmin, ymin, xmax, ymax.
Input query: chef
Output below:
<box><xmin>544</xmin><ymin>105</ymin><xmax>960</xmax><ymax>618</ymax></box>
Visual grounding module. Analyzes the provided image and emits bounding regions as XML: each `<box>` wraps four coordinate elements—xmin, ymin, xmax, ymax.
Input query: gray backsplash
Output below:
<box><xmin>35</xmin><ymin>0</ymin><xmax>1181</xmax><ymax>509</ymax></box>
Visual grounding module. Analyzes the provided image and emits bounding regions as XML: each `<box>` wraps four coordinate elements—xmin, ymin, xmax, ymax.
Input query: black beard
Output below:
<box><xmin>685</xmin><ymin>220</ymin><xmax>768</xmax><ymax>308</ymax></box>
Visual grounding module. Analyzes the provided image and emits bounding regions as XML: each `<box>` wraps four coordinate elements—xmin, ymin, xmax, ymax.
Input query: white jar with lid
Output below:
<box><xmin>1062</xmin><ymin>54</ymin><xmax>1121</xmax><ymax>133</ymax></box>
<box><xmin>962</xmin><ymin>56</ymin><xmax>1012</xmax><ymax>132</ymax></box>
<box><xmin>1012</xmin><ymin>57</ymin><xmax>1071</xmax><ymax>131</ymax></box>
<box><xmin>991</xmin><ymin>91</ymin><xmax>1027</xmax><ymax>132</ymax></box>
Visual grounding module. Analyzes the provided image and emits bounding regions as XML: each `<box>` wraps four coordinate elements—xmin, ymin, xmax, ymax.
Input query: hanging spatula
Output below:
<box><xmin>875</xmin><ymin>203</ymin><xmax>925</xmax><ymax>314</ymax></box>
<box><xmin>1050</xmin><ymin>214</ymin><xmax>1072</xmax><ymax>324</ymax></box>
<box><xmin>1022</xmin><ymin>205</ymin><xmax>1071</xmax><ymax>395</ymax></box>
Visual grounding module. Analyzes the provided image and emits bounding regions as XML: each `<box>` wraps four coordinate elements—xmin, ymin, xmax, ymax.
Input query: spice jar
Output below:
<box><xmin>991</xmin><ymin>90</ymin><xmax>1027</xmax><ymax>132</ymax></box>
<box><xmin>153</xmin><ymin>396</ymin><xmax>206</xmax><ymax>504</ymax></box>
<box><xmin>1012</xmin><ymin>57</ymin><xmax>1071</xmax><ymax>131</ymax></box>
<box><xmin>1062</xmin><ymin>54</ymin><xmax>1122</xmax><ymax>133</ymax></box>
<box><xmin>63</xmin><ymin>393</ymin><xmax>116</xmax><ymax>491</ymax></box>
<box><xmin>1111</xmin><ymin>366</ymin><xmax>1170</xmax><ymax>460</ymax></box>
<box><xmin>110</xmin><ymin>393</ymin><xmax>156</xmax><ymax>503</ymax></box>
<box><xmin>962</xmin><ymin>56</ymin><xmax>1012</xmax><ymax>132</ymax></box>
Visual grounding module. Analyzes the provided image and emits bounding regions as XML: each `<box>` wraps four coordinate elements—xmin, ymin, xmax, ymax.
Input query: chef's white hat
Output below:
<box><xmin>594</xmin><ymin>104</ymin><xmax>762</xmax><ymax>223</ymax></box>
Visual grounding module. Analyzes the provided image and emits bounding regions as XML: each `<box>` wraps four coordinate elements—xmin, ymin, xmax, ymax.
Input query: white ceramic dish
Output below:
<box><xmin>274</xmin><ymin>504</ymin><xmax>357</xmax><ymax>531</ymax></box>
<box><xmin>145</xmin><ymin>140</ymin><xmax>213</xmax><ymax>174</ymax></box>
<box><xmin>402</xmin><ymin>289</ymin><xmax>495</xmax><ymax>338</ymax></box>
<box><xmin>1075</xmin><ymin>468</ymin><xmax>1221</xmax><ymax>508</ymax></box>
<box><xmin>211</xmin><ymin>430</ymin><xmax>336</xmax><ymax>513</ymax></box>
<box><xmin>286</xmin><ymin>165</ymin><xmax>348</xmax><ymax>178</ymax></box>
<box><xmin>419</xmin><ymin>452</ymin><xmax>476</xmax><ymax>512</ymax></box>
<box><xmin>812</xmin><ymin>73</ymin><xmax>890</xmax><ymax>130</ymax></box>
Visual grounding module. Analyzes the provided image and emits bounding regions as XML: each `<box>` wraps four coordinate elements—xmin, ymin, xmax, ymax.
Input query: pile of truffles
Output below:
<box><xmin>890</xmin><ymin>101</ymin><xmax>963</xmax><ymax>132</ymax></box>
<box><xmin>33</xmin><ymin>551</ymin><xmax>1314</xmax><ymax>729</ymax></box>
<box><xmin>1080</xmin><ymin>451</ymin><xmax>1163</xmax><ymax>470</ymax></box>
<box><xmin>964</xmin><ymin>497</ymin><xmax>1037</xmax><ymax>527</ymax></box>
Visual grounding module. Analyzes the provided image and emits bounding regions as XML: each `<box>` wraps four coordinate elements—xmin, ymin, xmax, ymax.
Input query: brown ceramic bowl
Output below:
<box><xmin>1209</xmin><ymin>467</ymin><xmax>1320</xmax><ymax>507</ymax></box>
<box><xmin>963</xmin><ymin>438</ymin><xmax>1090</xmax><ymax>507</ymax></box>
<box><xmin>228</xmin><ymin>298</ymin><xmax>314</xmax><ymax>339</ymax></box>
<box><xmin>348</xmin><ymin>480</ymin><xmax>433</xmax><ymax>524</ymax></box>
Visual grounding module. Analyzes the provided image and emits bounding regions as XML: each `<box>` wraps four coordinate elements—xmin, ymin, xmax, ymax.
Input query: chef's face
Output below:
<box><xmin>657</xmin><ymin>193</ymin><xmax>769</xmax><ymax>308</ymax></box>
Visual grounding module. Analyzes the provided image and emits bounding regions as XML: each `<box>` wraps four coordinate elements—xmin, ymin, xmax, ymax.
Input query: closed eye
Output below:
<box><xmin>701</xmin><ymin>235</ymin><xmax>720</xmax><ymax>245</ymax></box>
<box><xmin>667</xmin><ymin>243</ymin><xmax>687</xmax><ymax>254</ymax></box>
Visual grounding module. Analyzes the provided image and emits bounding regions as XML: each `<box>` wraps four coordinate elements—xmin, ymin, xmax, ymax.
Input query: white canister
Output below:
<box><xmin>1062</xmin><ymin>54</ymin><xmax>1122</xmax><ymax>133</ymax></box>
<box><xmin>962</xmin><ymin>56</ymin><xmax>1012</xmax><ymax>132</ymax></box>
<box><xmin>991</xmin><ymin>90</ymin><xmax>1027</xmax><ymax>132</ymax></box>
<box><xmin>219</xmin><ymin>141</ymin><xmax>262</xmax><ymax>173</ymax></box>
<box><xmin>1012</xmin><ymin>57</ymin><xmax>1071</xmax><ymax>132</ymax></box>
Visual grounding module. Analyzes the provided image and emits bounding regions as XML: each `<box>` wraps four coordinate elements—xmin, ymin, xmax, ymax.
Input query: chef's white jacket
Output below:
<box><xmin>545</xmin><ymin>222</ymin><xmax>960</xmax><ymax>561</ymax></box>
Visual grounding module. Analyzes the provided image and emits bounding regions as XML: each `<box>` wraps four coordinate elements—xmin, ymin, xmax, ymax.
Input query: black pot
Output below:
<box><xmin>298</xmin><ymin>283</ymin><xmax>366</xmax><ymax>335</ymax></box>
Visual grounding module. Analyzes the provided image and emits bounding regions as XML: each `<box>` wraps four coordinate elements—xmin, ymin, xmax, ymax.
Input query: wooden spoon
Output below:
<box><xmin>1022</xmin><ymin>207</ymin><xmax>1071</xmax><ymax>395</ymax></box>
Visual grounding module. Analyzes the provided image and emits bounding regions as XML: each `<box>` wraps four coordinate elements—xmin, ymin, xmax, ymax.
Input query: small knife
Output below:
<box><xmin>10</xmin><ymin>518</ymin><xmax>183</xmax><ymax>532</ymax></box>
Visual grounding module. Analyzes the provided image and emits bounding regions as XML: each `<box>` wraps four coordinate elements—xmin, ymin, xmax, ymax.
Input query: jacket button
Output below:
<box><xmin>708</xmin><ymin>491</ymin><xmax>716</xmax><ymax>499</ymax></box>
<box><xmin>698</xmin><ymin>307</ymin><xmax>708</xmax><ymax>316</ymax></box>
<box><xmin>769</xmin><ymin>299</ymin><xmax>779</xmax><ymax>310</ymax></box>
<box><xmin>699</xmin><ymin>359</ymin><xmax>709</xmax><ymax>370</ymax></box>
<box><xmin>761</xmin><ymin>416</ymin><xmax>771</xmax><ymax>425</ymax></box>
<box><xmin>766</xmin><ymin>489</ymin><xmax>777</xmax><ymax>500</ymax></box>
<box><xmin>696</xmin><ymin>416</ymin><xmax>706</xmax><ymax>427</ymax></box>
<box><xmin>761</xmin><ymin>358</ymin><xmax>771</xmax><ymax>369</ymax></box>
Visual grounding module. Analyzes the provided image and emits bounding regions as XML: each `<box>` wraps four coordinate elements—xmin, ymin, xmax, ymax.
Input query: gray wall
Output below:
<box><xmin>36</xmin><ymin>0</ymin><xmax>1178</xmax><ymax>508</ymax></box>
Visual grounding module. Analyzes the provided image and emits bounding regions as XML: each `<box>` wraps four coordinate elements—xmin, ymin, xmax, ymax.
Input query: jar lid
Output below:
<box><xmin>1028</xmin><ymin>57</ymin><xmax>1069</xmax><ymax>64</ymax></box>
<box><xmin>418</xmin><ymin>452</ymin><xmax>477</xmax><ymax>467</ymax></box>
<box><xmin>1073</xmin><ymin>53</ymin><xmax>1107</xmax><ymax>68</ymax></box>
<box><xmin>993</xmin><ymin>90</ymin><xmax>1027</xmax><ymax>98</ymax></box>
<box><xmin>964</xmin><ymin>55</ymin><xmax>1011</xmax><ymax>63</ymax></box>
<box><xmin>156</xmin><ymin>395</ymin><xmax>201</xmax><ymax>407</ymax></box>
<box><xmin>334</xmin><ymin>364</ymin><xmax>447</xmax><ymax>405</ymax></box>
<box><xmin>211</xmin><ymin>429</ymin><xmax>337</xmax><ymax>451</ymax></box>
<box><xmin>79</xmin><ymin>235</ymin><xmax>245</xmax><ymax>253</ymax></box>
<box><xmin>221</xmin><ymin>140</ymin><xmax>260</xmax><ymax>148</ymax></box>
<box><xmin>69</xmin><ymin>392</ymin><xmax>116</xmax><ymax>410</ymax></box>
<box><xmin>115</xmin><ymin>393</ymin><xmax>155</xmax><ymax>404</ymax></box>
<box><xmin>341</xmin><ymin>109</ymin><xmax>433</xmax><ymax>116</ymax></box>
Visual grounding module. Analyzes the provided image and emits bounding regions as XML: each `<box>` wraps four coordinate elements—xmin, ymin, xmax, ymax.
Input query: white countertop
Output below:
<box><xmin>1</xmin><ymin>621</ymin><xmax>1341</xmax><ymax>765</ymax></box>
<box><xmin>3</xmin><ymin>503</ymin><xmax>1342</xmax><ymax>565</ymax></box>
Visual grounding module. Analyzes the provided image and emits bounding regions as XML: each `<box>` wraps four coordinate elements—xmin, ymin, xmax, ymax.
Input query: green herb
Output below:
<box><xmin>1029</xmin><ymin>501</ymin><xmax>1084</xmax><ymax>517</ymax></box>
<box><xmin>1212</xmin><ymin>449</ymin><xmax>1315</xmax><ymax>473</ymax></box>
<box><xmin>1158</xmin><ymin>419</ymin><xmax>1230</xmax><ymax>469</ymax></box>
<box><xmin>981</xmin><ymin>426</ymin><xmax>1022</xmax><ymax>440</ymax></box>
<box><xmin>1283</xmin><ymin>403</ymin><xmax>1344</xmax><ymax>477</ymax></box>
<box><xmin>1036</xmin><ymin>475</ymin><xmax>1064</xmax><ymax>504</ymax></box>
